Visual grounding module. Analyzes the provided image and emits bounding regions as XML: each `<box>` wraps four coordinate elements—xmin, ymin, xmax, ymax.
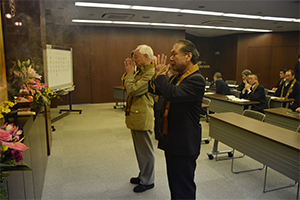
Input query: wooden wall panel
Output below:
<box><xmin>212</xmin><ymin>35</ymin><xmax>238</xmax><ymax>81</ymax></box>
<box><xmin>248</xmin><ymin>47</ymin><xmax>272</xmax><ymax>88</ymax></box>
<box><xmin>47</xmin><ymin>25</ymin><xmax>185</xmax><ymax>104</ymax></box>
<box><xmin>270</xmin><ymin>46</ymin><xmax>300</xmax><ymax>87</ymax></box>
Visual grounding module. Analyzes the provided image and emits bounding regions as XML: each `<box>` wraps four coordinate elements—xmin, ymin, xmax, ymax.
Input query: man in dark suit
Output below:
<box><xmin>213</xmin><ymin>72</ymin><xmax>231</xmax><ymax>95</ymax></box>
<box><xmin>275</xmin><ymin>70</ymin><xmax>299</xmax><ymax>100</ymax></box>
<box><xmin>149</xmin><ymin>40</ymin><xmax>205</xmax><ymax>200</ymax></box>
<box><xmin>272</xmin><ymin>68</ymin><xmax>287</xmax><ymax>92</ymax></box>
<box><xmin>240</xmin><ymin>74</ymin><xmax>268</xmax><ymax>113</ymax></box>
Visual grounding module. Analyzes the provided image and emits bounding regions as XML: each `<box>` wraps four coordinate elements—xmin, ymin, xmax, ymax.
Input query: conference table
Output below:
<box><xmin>113</xmin><ymin>86</ymin><xmax>128</xmax><ymax>109</ymax></box>
<box><xmin>208</xmin><ymin>112</ymin><xmax>300</xmax><ymax>196</ymax></box>
<box><xmin>264</xmin><ymin>107</ymin><xmax>300</xmax><ymax>131</ymax></box>
<box><xmin>204</xmin><ymin>93</ymin><xmax>260</xmax><ymax>114</ymax></box>
<box><xmin>269</xmin><ymin>97</ymin><xmax>294</xmax><ymax>108</ymax></box>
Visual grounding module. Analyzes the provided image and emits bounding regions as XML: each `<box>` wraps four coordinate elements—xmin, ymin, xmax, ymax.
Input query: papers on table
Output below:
<box><xmin>226</xmin><ymin>95</ymin><xmax>250</xmax><ymax>102</ymax></box>
<box><xmin>228</xmin><ymin>84</ymin><xmax>238</xmax><ymax>88</ymax></box>
<box><xmin>205</xmin><ymin>92</ymin><xmax>215</xmax><ymax>95</ymax></box>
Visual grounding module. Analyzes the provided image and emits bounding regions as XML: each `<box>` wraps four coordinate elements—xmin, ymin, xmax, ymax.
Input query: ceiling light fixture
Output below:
<box><xmin>131</xmin><ymin>6</ymin><xmax>180</xmax><ymax>12</ymax></box>
<box><xmin>74</xmin><ymin>2</ymin><xmax>131</xmax><ymax>9</ymax></box>
<box><xmin>75</xmin><ymin>2</ymin><xmax>300</xmax><ymax>23</ymax></box>
<box><xmin>72</xmin><ymin>19</ymin><xmax>272</xmax><ymax>32</ymax></box>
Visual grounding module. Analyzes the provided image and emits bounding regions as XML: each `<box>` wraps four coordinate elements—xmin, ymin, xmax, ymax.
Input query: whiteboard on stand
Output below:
<box><xmin>45</xmin><ymin>45</ymin><xmax>73</xmax><ymax>91</ymax></box>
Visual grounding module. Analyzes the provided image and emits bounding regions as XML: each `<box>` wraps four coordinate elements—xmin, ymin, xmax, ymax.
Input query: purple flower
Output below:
<box><xmin>11</xmin><ymin>149</ymin><xmax>23</xmax><ymax>162</ymax></box>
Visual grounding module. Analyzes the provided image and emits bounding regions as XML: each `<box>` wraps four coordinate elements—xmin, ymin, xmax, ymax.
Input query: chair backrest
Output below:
<box><xmin>264</xmin><ymin>88</ymin><xmax>269</xmax><ymax>95</ymax></box>
<box><xmin>242</xmin><ymin>110</ymin><xmax>266</xmax><ymax>122</ymax></box>
<box><xmin>225</xmin><ymin>80</ymin><xmax>236</xmax><ymax>85</ymax></box>
<box><xmin>296</xmin><ymin>125</ymin><xmax>300</xmax><ymax>133</ymax></box>
<box><xmin>231</xmin><ymin>90</ymin><xmax>241</xmax><ymax>98</ymax></box>
<box><xmin>202</xmin><ymin>97</ymin><xmax>211</xmax><ymax>106</ymax></box>
<box><xmin>265</xmin><ymin>95</ymin><xmax>272</xmax><ymax>109</ymax></box>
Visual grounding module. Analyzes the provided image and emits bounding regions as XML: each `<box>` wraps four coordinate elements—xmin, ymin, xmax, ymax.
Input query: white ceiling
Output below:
<box><xmin>43</xmin><ymin>0</ymin><xmax>300</xmax><ymax>37</ymax></box>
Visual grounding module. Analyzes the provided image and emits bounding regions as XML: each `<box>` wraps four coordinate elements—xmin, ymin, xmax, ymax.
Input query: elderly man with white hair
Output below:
<box><xmin>123</xmin><ymin>44</ymin><xmax>155</xmax><ymax>193</ymax></box>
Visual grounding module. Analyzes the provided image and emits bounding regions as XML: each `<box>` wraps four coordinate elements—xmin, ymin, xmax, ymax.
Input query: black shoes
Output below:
<box><xmin>130</xmin><ymin>177</ymin><xmax>140</xmax><ymax>184</ymax></box>
<box><xmin>133</xmin><ymin>183</ymin><xmax>154</xmax><ymax>193</ymax></box>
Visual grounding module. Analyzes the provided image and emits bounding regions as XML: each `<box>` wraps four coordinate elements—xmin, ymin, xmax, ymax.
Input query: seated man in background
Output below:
<box><xmin>272</xmin><ymin>68</ymin><xmax>287</xmax><ymax>91</ymax></box>
<box><xmin>289</xmin><ymin>95</ymin><xmax>300</xmax><ymax>112</ymax></box>
<box><xmin>236</xmin><ymin>69</ymin><xmax>252</xmax><ymax>91</ymax></box>
<box><xmin>274</xmin><ymin>70</ymin><xmax>299</xmax><ymax>100</ymax></box>
<box><xmin>213</xmin><ymin>72</ymin><xmax>231</xmax><ymax>95</ymax></box>
<box><xmin>240</xmin><ymin>74</ymin><xmax>268</xmax><ymax>113</ymax></box>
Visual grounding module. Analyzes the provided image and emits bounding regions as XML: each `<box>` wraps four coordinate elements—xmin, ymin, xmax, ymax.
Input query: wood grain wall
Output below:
<box><xmin>236</xmin><ymin>31</ymin><xmax>299</xmax><ymax>89</ymax></box>
<box><xmin>46</xmin><ymin>25</ymin><xmax>185</xmax><ymax>104</ymax></box>
<box><xmin>188</xmin><ymin>31</ymin><xmax>299</xmax><ymax>89</ymax></box>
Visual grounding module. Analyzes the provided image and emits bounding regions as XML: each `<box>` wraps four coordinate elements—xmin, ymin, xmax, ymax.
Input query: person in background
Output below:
<box><xmin>152</xmin><ymin>55</ymin><xmax>163</xmax><ymax>140</ymax></box>
<box><xmin>289</xmin><ymin>94</ymin><xmax>300</xmax><ymax>112</ymax></box>
<box><xmin>149</xmin><ymin>40</ymin><xmax>205</xmax><ymax>200</ymax></box>
<box><xmin>236</xmin><ymin>69</ymin><xmax>252</xmax><ymax>91</ymax></box>
<box><xmin>213</xmin><ymin>72</ymin><xmax>231</xmax><ymax>95</ymax></box>
<box><xmin>123</xmin><ymin>45</ymin><xmax>155</xmax><ymax>193</ymax></box>
<box><xmin>274</xmin><ymin>70</ymin><xmax>299</xmax><ymax>100</ymax></box>
<box><xmin>240</xmin><ymin>74</ymin><xmax>268</xmax><ymax>113</ymax></box>
<box><xmin>295</xmin><ymin>54</ymin><xmax>300</xmax><ymax>81</ymax></box>
<box><xmin>272</xmin><ymin>68</ymin><xmax>287</xmax><ymax>91</ymax></box>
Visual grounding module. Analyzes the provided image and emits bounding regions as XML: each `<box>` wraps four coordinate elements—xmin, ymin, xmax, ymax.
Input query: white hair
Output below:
<box><xmin>136</xmin><ymin>45</ymin><xmax>154</xmax><ymax>61</ymax></box>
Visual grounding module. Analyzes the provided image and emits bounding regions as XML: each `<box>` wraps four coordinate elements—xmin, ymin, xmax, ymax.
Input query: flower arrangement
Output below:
<box><xmin>0</xmin><ymin>101</ymin><xmax>16</xmax><ymax>119</ymax></box>
<box><xmin>0</xmin><ymin>123</ymin><xmax>31</xmax><ymax>199</ymax></box>
<box><xmin>11</xmin><ymin>59</ymin><xmax>58</xmax><ymax>107</ymax></box>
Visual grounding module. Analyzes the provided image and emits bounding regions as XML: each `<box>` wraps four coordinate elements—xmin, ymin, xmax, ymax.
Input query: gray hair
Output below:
<box><xmin>242</xmin><ymin>69</ymin><xmax>251</xmax><ymax>76</ymax></box>
<box><xmin>136</xmin><ymin>45</ymin><xmax>154</xmax><ymax>61</ymax></box>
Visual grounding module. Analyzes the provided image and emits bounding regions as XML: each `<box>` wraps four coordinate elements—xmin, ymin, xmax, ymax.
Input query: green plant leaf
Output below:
<box><xmin>17</xmin><ymin>60</ymin><xmax>21</xmax><ymax>68</ymax></box>
<box><xmin>0</xmin><ymin>173</ymin><xmax>10</xmax><ymax>177</ymax></box>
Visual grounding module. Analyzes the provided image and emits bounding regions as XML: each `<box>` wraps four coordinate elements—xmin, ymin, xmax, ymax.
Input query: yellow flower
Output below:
<box><xmin>1</xmin><ymin>145</ymin><xmax>8</xmax><ymax>152</ymax></box>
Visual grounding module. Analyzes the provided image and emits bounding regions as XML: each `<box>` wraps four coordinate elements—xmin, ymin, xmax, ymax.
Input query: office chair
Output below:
<box><xmin>231</xmin><ymin>110</ymin><xmax>266</xmax><ymax>174</ymax></box>
<box><xmin>225</xmin><ymin>80</ymin><xmax>236</xmax><ymax>85</ymax></box>
<box><xmin>200</xmin><ymin>98</ymin><xmax>212</xmax><ymax>144</ymax></box>
<box><xmin>264</xmin><ymin>88</ymin><xmax>269</xmax><ymax>95</ymax></box>
<box><xmin>231</xmin><ymin>90</ymin><xmax>241</xmax><ymax>98</ymax></box>
<box><xmin>265</xmin><ymin>95</ymin><xmax>272</xmax><ymax>109</ymax></box>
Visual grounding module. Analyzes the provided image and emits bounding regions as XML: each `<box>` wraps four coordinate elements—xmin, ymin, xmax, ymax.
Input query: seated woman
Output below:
<box><xmin>213</xmin><ymin>72</ymin><xmax>231</xmax><ymax>95</ymax></box>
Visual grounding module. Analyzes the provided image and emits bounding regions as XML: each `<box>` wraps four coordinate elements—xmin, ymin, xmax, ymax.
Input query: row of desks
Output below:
<box><xmin>209</xmin><ymin>112</ymin><xmax>300</xmax><ymax>183</ymax></box>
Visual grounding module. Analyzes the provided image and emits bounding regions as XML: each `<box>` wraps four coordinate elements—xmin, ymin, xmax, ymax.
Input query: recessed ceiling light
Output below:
<box><xmin>75</xmin><ymin>2</ymin><xmax>300</xmax><ymax>23</ymax></box>
<box><xmin>72</xmin><ymin>19</ymin><xmax>272</xmax><ymax>32</ymax></box>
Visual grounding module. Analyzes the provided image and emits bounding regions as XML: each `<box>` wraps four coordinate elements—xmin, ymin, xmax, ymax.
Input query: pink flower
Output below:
<box><xmin>40</xmin><ymin>83</ymin><xmax>48</xmax><ymax>89</ymax></box>
<box><xmin>0</xmin><ymin>129</ymin><xmax>12</xmax><ymax>142</ymax></box>
<box><xmin>2</xmin><ymin>141</ymin><xmax>29</xmax><ymax>151</ymax></box>
<box><xmin>11</xmin><ymin>149</ymin><xmax>23</xmax><ymax>162</ymax></box>
<box><xmin>27</xmin><ymin>66</ymin><xmax>42</xmax><ymax>79</ymax></box>
<box><xmin>31</xmin><ymin>84</ymin><xmax>42</xmax><ymax>90</ymax></box>
<box><xmin>29</xmin><ymin>79</ymin><xmax>36</xmax><ymax>84</ymax></box>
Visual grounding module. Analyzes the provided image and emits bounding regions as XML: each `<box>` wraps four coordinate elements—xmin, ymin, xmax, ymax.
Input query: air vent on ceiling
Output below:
<box><xmin>201</xmin><ymin>20</ymin><xmax>233</xmax><ymax>26</ymax></box>
<box><xmin>101</xmin><ymin>13</ymin><xmax>135</xmax><ymax>20</ymax></box>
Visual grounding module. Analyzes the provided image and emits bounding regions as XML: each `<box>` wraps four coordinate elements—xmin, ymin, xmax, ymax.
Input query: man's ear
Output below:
<box><xmin>186</xmin><ymin>52</ymin><xmax>192</xmax><ymax>62</ymax></box>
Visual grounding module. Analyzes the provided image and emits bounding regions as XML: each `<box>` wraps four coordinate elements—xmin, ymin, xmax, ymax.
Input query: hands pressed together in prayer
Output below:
<box><xmin>154</xmin><ymin>54</ymin><xmax>170</xmax><ymax>76</ymax></box>
<box><xmin>243</xmin><ymin>83</ymin><xmax>251</xmax><ymax>93</ymax></box>
<box><xmin>124</xmin><ymin>58</ymin><xmax>134</xmax><ymax>74</ymax></box>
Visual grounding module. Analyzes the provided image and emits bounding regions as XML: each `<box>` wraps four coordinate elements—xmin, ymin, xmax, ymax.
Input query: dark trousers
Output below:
<box><xmin>165</xmin><ymin>152</ymin><xmax>199</xmax><ymax>200</ymax></box>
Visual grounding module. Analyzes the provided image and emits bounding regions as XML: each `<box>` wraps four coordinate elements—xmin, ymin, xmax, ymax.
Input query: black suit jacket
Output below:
<box><xmin>274</xmin><ymin>79</ymin><xmax>300</xmax><ymax>99</ymax></box>
<box><xmin>215</xmin><ymin>80</ymin><xmax>231</xmax><ymax>95</ymax></box>
<box><xmin>236</xmin><ymin>82</ymin><xmax>245</xmax><ymax>91</ymax></box>
<box><xmin>240</xmin><ymin>84</ymin><xmax>268</xmax><ymax>113</ymax></box>
<box><xmin>149</xmin><ymin>70</ymin><xmax>205</xmax><ymax>156</ymax></box>
<box><xmin>289</xmin><ymin>94</ymin><xmax>300</xmax><ymax>111</ymax></box>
